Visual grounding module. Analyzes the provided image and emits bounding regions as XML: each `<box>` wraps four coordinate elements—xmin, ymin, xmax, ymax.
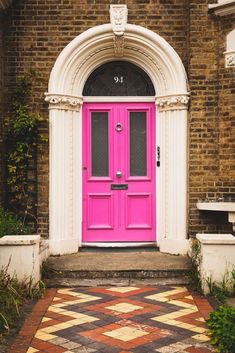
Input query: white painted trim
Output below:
<box><xmin>82</xmin><ymin>242</ymin><xmax>157</xmax><ymax>248</ymax></box>
<box><xmin>84</xmin><ymin>96</ymin><xmax>155</xmax><ymax>102</ymax></box>
<box><xmin>46</xmin><ymin>21</ymin><xmax>190</xmax><ymax>255</ymax></box>
<box><xmin>209</xmin><ymin>0</ymin><xmax>235</xmax><ymax>16</ymax></box>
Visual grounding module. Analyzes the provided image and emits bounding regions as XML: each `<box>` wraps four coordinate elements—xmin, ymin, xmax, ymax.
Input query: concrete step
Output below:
<box><xmin>43</xmin><ymin>250</ymin><xmax>192</xmax><ymax>287</ymax></box>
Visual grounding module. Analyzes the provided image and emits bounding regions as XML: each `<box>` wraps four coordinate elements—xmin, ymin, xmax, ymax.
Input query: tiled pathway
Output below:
<box><xmin>8</xmin><ymin>286</ymin><xmax>215</xmax><ymax>353</ymax></box>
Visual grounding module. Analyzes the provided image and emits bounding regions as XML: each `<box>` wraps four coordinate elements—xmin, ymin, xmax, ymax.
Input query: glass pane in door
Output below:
<box><xmin>130</xmin><ymin>112</ymin><xmax>147</xmax><ymax>176</ymax></box>
<box><xmin>91</xmin><ymin>112</ymin><xmax>109</xmax><ymax>176</ymax></box>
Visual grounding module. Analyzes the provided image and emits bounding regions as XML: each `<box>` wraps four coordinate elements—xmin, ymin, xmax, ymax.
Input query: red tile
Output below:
<box><xmin>44</xmin><ymin>346</ymin><xmax>67</xmax><ymax>353</ymax></box>
<box><xmin>31</xmin><ymin>338</ymin><xmax>54</xmax><ymax>350</ymax></box>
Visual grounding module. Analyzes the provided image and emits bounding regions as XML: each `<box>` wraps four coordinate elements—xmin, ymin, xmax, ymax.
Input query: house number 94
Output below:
<box><xmin>114</xmin><ymin>76</ymin><xmax>124</xmax><ymax>84</ymax></box>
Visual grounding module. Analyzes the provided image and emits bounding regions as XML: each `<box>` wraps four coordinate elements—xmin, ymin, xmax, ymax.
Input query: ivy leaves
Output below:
<box><xmin>5</xmin><ymin>73</ymin><xmax>47</xmax><ymax>222</ymax></box>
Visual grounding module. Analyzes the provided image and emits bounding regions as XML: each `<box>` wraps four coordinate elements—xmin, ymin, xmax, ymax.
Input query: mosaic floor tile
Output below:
<box><xmin>7</xmin><ymin>286</ymin><xmax>215</xmax><ymax>353</ymax></box>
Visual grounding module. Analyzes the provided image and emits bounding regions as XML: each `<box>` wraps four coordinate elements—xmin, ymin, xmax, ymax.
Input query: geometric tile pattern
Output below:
<box><xmin>7</xmin><ymin>286</ymin><xmax>215</xmax><ymax>353</ymax></box>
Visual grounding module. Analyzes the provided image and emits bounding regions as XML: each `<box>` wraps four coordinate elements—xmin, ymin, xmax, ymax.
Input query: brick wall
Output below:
<box><xmin>1</xmin><ymin>0</ymin><xmax>234</xmax><ymax>238</ymax></box>
<box><xmin>0</xmin><ymin>12</ymin><xmax>5</xmax><ymax>207</ymax></box>
<box><xmin>188</xmin><ymin>1</ymin><xmax>235</xmax><ymax>235</ymax></box>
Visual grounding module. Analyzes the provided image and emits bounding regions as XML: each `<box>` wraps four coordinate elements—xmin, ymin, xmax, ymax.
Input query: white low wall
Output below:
<box><xmin>196</xmin><ymin>233</ymin><xmax>235</xmax><ymax>294</ymax></box>
<box><xmin>0</xmin><ymin>235</ymin><xmax>49</xmax><ymax>284</ymax></box>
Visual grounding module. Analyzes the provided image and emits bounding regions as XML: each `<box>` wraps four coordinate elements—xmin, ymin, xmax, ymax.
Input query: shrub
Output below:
<box><xmin>0</xmin><ymin>265</ymin><xmax>45</xmax><ymax>333</ymax></box>
<box><xmin>207</xmin><ymin>305</ymin><xmax>235</xmax><ymax>353</ymax></box>
<box><xmin>0</xmin><ymin>207</ymin><xmax>31</xmax><ymax>238</ymax></box>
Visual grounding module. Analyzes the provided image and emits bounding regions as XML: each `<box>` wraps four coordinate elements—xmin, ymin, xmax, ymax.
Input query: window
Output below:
<box><xmin>83</xmin><ymin>61</ymin><xmax>155</xmax><ymax>96</ymax></box>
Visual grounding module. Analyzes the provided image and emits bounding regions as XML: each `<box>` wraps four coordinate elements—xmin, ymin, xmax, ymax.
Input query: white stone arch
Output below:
<box><xmin>45</xmin><ymin>23</ymin><xmax>190</xmax><ymax>255</ymax></box>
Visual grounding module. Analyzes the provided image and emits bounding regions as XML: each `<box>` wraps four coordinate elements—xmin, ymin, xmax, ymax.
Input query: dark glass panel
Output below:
<box><xmin>130</xmin><ymin>112</ymin><xmax>147</xmax><ymax>176</ymax></box>
<box><xmin>83</xmin><ymin>61</ymin><xmax>155</xmax><ymax>96</ymax></box>
<box><xmin>91</xmin><ymin>112</ymin><xmax>109</xmax><ymax>176</ymax></box>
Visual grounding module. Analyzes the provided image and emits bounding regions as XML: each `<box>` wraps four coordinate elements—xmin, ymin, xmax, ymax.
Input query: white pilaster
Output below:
<box><xmin>156</xmin><ymin>95</ymin><xmax>189</xmax><ymax>254</ymax></box>
<box><xmin>47</xmin><ymin>94</ymin><xmax>83</xmax><ymax>254</ymax></box>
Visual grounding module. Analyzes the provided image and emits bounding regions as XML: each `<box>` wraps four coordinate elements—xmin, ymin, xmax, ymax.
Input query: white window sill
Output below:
<box><xmin>209</xmin><ymin>0</ymin><xmax>235</xmax><ymax>16</ymax></box>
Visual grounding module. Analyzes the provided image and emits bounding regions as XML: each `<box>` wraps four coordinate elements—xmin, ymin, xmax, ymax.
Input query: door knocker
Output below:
<box><xmin>115</xmin><ymin>122</ymin><xmax>123</xmax><ymax>132</ymax></box>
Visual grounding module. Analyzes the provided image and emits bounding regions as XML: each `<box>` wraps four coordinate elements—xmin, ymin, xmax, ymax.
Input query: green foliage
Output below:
<box><xmin>207</xmin><ymin>305</ymin><xmax>235</xmax><ymax>353</ymax></box>
<box><xmin>206</xmin><ymin>269</ymin><xmax>235</xmax><ymax>303</ymax></box>
<box><xmin>189</xmin><ymin>238</ymin><xmax>202</xmax><ymax>291</ymax></box>
<box><xmin>0</xmin><ymin>265</ymin><xmax>45</xmax><ymax>333</ymax></box>
<box><xmin>4</xmin><ymin>72</ymin><xmax>47</xmax><ymax>222</ymax></box>
<box><xmin>0</xmin><ymin>207</ymin><xmax>31</xmax><ymax>238</ymax></box>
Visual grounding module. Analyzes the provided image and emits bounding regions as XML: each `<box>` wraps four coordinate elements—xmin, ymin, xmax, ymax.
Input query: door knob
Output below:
<box><xmin>116</xmin><ymin>171</ymin><xmax>122</xmax><ymax>178</ymax></box>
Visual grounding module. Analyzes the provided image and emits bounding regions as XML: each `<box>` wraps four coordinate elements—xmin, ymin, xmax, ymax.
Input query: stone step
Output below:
<box><xmin>43</xmin><ymin>250</ymin><xmax>192</xmax><ymax>287</ymax></box>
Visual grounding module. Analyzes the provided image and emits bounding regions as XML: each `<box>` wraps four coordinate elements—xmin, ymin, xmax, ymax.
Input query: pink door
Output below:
<box><xmin>82</xmin><ymin>102</ymin><xmax>156</xmax><ymax>242</ymax></box>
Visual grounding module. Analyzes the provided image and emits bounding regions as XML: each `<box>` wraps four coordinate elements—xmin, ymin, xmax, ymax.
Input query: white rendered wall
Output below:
<box><xmin>196</xmin><ymin>234</ymin><xmax>235</xmax><ymax>294</ymax></box>
<box><xmin>0</xmin><ymin>235</ymin><xmax>41</xmax><ymax>284</ymax></box>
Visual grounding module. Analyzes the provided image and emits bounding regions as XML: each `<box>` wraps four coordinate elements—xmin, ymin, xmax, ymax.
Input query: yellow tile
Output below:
<box><xmin>145</xmin><ymin>295</ymin><xmax>169</xmax><ymax>302</ymax></box>
<box><xmin>180</xmin><ymin>307</ymin><xmax>198</xmax><ymax>314</ymax></box>
<box><xmin>53</xmin><ymin>297</ymin><xmax>61</xmax><ymax>301</ymax></box>
<box><xmin>34</xmin><ymin>329</ymin><xmax>46</xmax><ymax>337</ymax></box>
<box><xmin>26</xmin><ymin>348</ymin><xmax>39</xmax><ymax>353</ymax></box>
<box><xmin>106</xmin><ymin>303</ymin><xmax>142</xmax><ymax>313</ymax></box>
<box><xmin>41</xmin><ymin>317</ymin><xmax>51</xmax><ymax>323</ymax></box>
<box><xmin>68</xmin><ymin>317</ymin><xmax>98</xmax><ymax>325</ymax></box>
<box><xmin>192</xmin><ymin>333</ymin><xmax>210</xmax><ymax>342</ymax></box>
<box><xmin>40</xmin><ymin>321</ymin><xmax>76</xmax><ymax>334</ymax></box>
<box><xmin>191</xmin><ymin>327</ymin><xmax>207</xmax><ymax>333</ymax></box>
<box><xmin>164</xmin><ymin>319</ymin><xmax>181</xmax><ymax>326</ymax></box>
<box><xmin>104</xmin><ymin>326</ymin><xmax>148</xmax><ymax>342</ymax></box>
<box><xmin>196</xmin><ymin>317</ymin><xmax>205</xmax><ymax>322</ymax></box>
<box><xmin>61</xmin><ymin>311</ymin><xmax>97</xmax><ymax>321</ymax></box>
<box><xmin>106</xmin><ymin>287</ymin><xmax>139</xmax><ymax>293</ymax></box>
<box><xmin>57</xmin><ymin>289</ymin><xmax>101</xmax><ymax>302</ymax></box>
<box><xmin>165</xmin><ymin>312</ymin><xmax>182</xmax><ymax>319</ymax></box>
<box><xmin>40</xmin><ymin>326</ymin><xmax>59</xmax><ymax>333</ymax></box>
<box><xmin>177</xmin><ymin>322</ymin><xmax>195</xmax><ymax>330</ymax></box>
<box><xmin>151</xmin><ymin>316</ymin><xmax>170</xmax><ymax>323</ymax></box>
<box><xmin>47</xmin><ymin>306</ymin><xmax>65</xmax><ymax>313</ymax></box>
<box><xmin>169</xmin><ymin>300</ymin><xmax>195</xmax><ymax>308</ymax></box>
<box><xmin>35</xmin><ymin>332</ymin><xmax>57</xmax><ymax>341</ymax></box>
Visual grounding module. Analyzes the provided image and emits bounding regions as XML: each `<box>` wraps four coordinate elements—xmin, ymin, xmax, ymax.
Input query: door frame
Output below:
<box><xmin>46</xmin><ymin>22</ymin><xmax>190</xmax><ymax>255</ymax></box>
<box><xmin>82</xmin><ymin>101</ymin><xmax>156</xmax><ymax>244</ymax></box>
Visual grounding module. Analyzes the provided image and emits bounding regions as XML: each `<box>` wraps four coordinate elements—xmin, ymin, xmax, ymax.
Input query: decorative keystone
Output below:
<box><xmin>110</xmin><ymin>5</ymin><xmax>128</xmax><ymax>57</ymax></box>
<box><xmin>110</xmin><ymin>4</ymin><xmax>128</xmax><ymax>36</ymax></box>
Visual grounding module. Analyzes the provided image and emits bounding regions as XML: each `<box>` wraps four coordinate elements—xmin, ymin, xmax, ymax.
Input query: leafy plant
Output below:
<box><xmin>206</xmin><ymin>269</ymin><xmax>235</xmax><ymax>303</ymax></box>
<box><xmin>207</xmin><ymin>305</ymin><xmax>235</xmax><ymax>353</ymax></box>
<box><xmin>0</xmin><ymin>207</ymin><xmax>31</xmax><ymax>238</ymax></box>
<box><xmin>0</xmin><ymin>264</ymin><xmax>45</xmax><ymax>334</ymax></box>
<box><xmin>4</xmin><ymin>72</ymin><xmax>47</xmax><ymax>225</ymax></box>
<box><xmin>189</xmin><ymin>238</ymin><xmax>202</xmax><ymax>291</ymax></box>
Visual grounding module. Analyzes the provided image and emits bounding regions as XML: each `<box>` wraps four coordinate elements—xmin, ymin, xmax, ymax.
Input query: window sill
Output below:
<box><xmin>209</xmin><ymin>0</ymin><xmax>235</xmax><ymax>16</ymax></box>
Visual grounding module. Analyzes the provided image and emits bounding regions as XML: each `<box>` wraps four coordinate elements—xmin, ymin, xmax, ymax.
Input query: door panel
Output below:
<box><xmin>83</xmin><ymin>103</ymin><xmax>156</xmax><ymax>242</ymax></box>
<box><xmin>125</xmin><ymin>193</ymin><xmax>152</xmax><ymax>229</ymax></box>
<box><xmin>87</xmin><ymin>194</ymin><xmax>114</xmax><ymax>229</ymax></box>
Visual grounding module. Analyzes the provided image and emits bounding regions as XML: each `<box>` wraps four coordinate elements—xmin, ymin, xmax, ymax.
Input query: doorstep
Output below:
<box><xmin>43</xmin><ymin>250</ymin><xmax>191</xmax><ymax>287</ymax></box>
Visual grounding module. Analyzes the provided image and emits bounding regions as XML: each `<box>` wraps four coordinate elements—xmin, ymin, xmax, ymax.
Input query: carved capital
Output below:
<box><xmin>110</xmin><ymin>5</ymin><xmax>128</xmax><ymax>36</ymax></box>
<box><xmin>45</xmin><ymin>93</ymin><xmax>83</xmax><ymax>111</ymax></box>
<box><xmin>156</xmin><ymin>94</ymin><xmax>190</xmax><ymax>111</ymax></box>
<box><xmin>224</xmin><ymin>51</ymin><xmax>235</xmax><ymax>68</ymax></box>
